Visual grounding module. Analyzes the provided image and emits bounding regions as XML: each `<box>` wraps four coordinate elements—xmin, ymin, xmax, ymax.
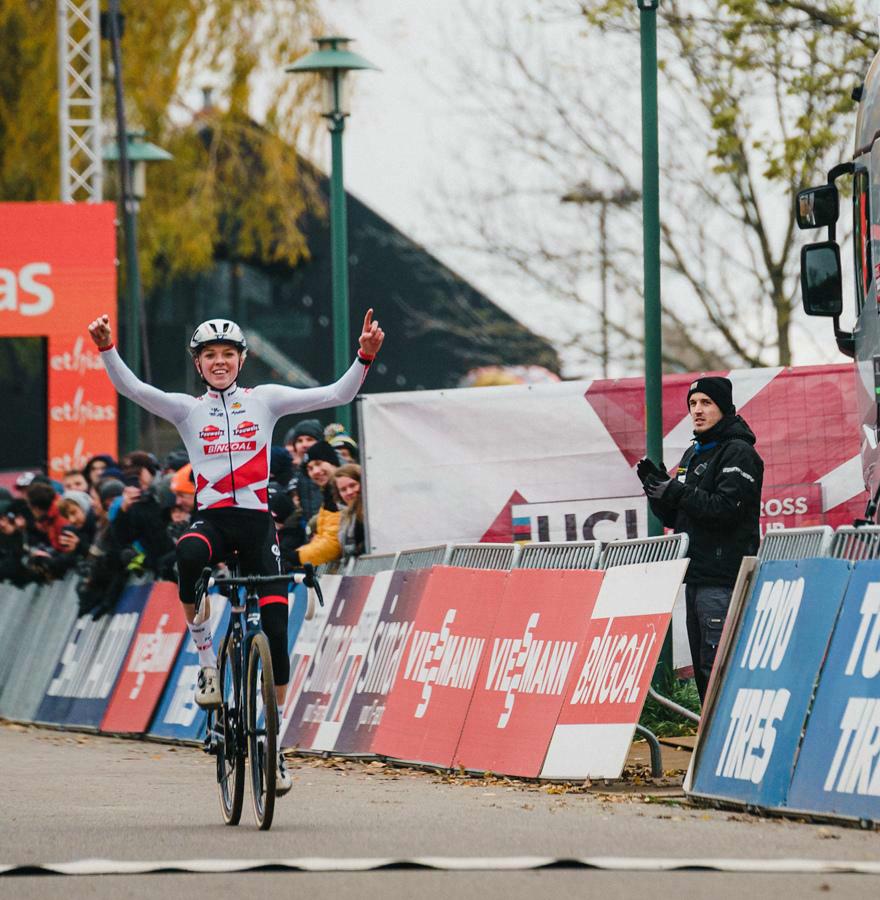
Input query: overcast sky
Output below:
<box><xmin>308</xmin><ymin>1</ymin><xmax>852</xmax><ymax>377</ymax></box>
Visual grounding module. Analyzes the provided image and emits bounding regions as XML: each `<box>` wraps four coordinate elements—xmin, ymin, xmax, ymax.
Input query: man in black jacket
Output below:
<box><xmin>637</xmin><ymin>376</ymin><xmax>764</xmax><ymax>703</ymax></box>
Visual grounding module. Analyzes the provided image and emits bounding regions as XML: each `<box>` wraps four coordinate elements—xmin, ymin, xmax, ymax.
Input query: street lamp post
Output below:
<box><xmin>561</xmin><ymin>184</ymin><xmax>641</xmax><ymax>377</ymax></box>
<box><xmin>103</xmin><ymin>132</ymin><xmax>172</xmax><ymax>451</ymax></box>
<box><xmin>286</xmin><ymin>37</ymin><xmax>377</xmax><ymax>432</ymax></box>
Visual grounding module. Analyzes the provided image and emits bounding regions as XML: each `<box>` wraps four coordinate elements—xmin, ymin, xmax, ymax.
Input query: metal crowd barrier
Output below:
<box><xmin>598</xmin><ymin>533</ymin><xmax>689</xmax><ymax>569</ymax></box>
<box><xmin>447</xmin><ymin>543</ymin><xmax>521</xmax><ymax>570</ymax></box>
<box><xmin>395</xmin><ymin>544</ymin><xmax>452</xmax><ymax>571</ymax></box>
<box><xmin>757</xmin><ymin>525</ymin><xmax>834</xmax><ymax>562</ymax></box>
<box><xmin>348</xmin><ymin>552</ymin><xmax>400</xmax><ymax>575</ymax></box>
<box><xmin>515</xmin><ymin>541</ymin><xmax>601</xmax><ymax>570</ymax></box>
<box><xmin>829</xmin><ymin>525</ymin><xmax>880</xmax><ymax>561</ymax></box>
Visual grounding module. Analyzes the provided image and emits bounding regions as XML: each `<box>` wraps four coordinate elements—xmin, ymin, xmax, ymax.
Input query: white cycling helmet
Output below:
<box><xmin>189</xmin><ymin>319</ymin><xmax>247</xmax><ymax>357</ymax></box>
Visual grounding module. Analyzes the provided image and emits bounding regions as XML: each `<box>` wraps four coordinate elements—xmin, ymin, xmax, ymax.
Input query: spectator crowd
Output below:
<box><xmin>0</xmin><ymin>420</ymin><xmax>365</xmax><ymax>616</ymax></box>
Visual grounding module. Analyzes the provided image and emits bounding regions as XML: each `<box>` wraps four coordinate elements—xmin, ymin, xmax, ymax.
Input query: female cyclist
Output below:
<box><xmin>87</xmin><ymin>310</ymin><xmax>384</xmax><ymax>793</ymax></box>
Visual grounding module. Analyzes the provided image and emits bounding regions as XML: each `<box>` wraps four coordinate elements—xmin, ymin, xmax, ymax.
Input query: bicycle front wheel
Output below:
<box><xmin>217</xmin><ymin>633</ymin><xmax>245</xmax><ymax>826</ymax></box>
<box><xmin>247</xmin><ymin>632</ymin><xmax>277</xmax><ymax>830</ymax></box>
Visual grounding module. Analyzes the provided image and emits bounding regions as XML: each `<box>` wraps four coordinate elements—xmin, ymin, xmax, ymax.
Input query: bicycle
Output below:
<box><xmin>195</xmin><ymin>562</ymin><xmax>323</xmax><ymax>830</ymax></box>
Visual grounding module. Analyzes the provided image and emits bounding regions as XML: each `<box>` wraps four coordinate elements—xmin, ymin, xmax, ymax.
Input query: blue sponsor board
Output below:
<box><xmin>148</xmin><ymin>593</ymin><xmax>230</xmax><ymax>742</ymax></box>
<box><xmin>788</xmin><ymin>560</ymin><xmax>880</xmax><ymax>822</ymax></box>
<box><xmin>36</xmin><ymin>583</ymin><xmax>150</xmax><ymax>729</ymax></box>
<box><xmin>690</xmin><ymin>559</ymin><xmax>851</xmax><ymax>808</ymax></box>
<box><xmin>288</xmin><ymin>583</ymin><xmax>308</xmax><ymax>654</ymax></box>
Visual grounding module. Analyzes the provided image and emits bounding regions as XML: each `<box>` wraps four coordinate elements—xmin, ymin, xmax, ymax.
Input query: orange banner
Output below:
<box><xmin>0</xmin><ymin>203</ymin><xmax>118</xmax><ymax>475</ymax></box>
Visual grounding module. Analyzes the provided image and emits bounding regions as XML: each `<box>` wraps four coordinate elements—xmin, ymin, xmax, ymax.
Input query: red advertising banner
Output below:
<box><xmin>371</xmin><ymin>567</ymin><xmax>507</xmax><ymax>768</ymax></box>
<box><xmin>334</xmin><ymin>568</ymin><xmax>432</xmax><ymax>755</ymax></box>
<box><xmin>541</xmin><ymin>559</ymin><xmax>689</xmax><ymax>779</ymax></box>
<box><xmin>282</xmin><ymin>574</ymin><xmax>375</xmax><ymax>751</ymax></box>
<box><xmin>0</xmin><ymin>203</ymin><xmax>117</xmax><ymax>475</ymax></box>
<box><xmin>101</xmin><ymin>582</ymin><xmax>187</xmax><ymax>734</ymax></box>
<box><xmin>454</xmin><ymin>569</ymin><xmax>604</xmax><ymax>777</ymax></box>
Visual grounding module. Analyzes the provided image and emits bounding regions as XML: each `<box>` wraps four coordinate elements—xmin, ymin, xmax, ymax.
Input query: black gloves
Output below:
<box><xmin>636</xmin><ymin>457</ymin><xmax>666</xmax><ymax>485</ymax></box>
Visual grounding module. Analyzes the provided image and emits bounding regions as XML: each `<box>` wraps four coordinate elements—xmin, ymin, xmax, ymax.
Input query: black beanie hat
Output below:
<box><xmin>303</xmin><ymin>440</ymin><xmax>340</xmax><ymax>467</ymax></box>
<box><xmin>284</xmin><ymin>418</ymin><xmax>324</xmax><ymax>446</ymax></box>
<box><xmin>687</xmin><ymin>376</ymin><xmax>735</xmax><ymax>416</ymax></box>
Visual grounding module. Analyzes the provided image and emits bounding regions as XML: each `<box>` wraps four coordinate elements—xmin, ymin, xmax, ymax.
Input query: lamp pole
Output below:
<box><xmin>102</xmin><ymin>130</ymin><xmax>172</xmax><ymax>452</ymax></box>
<box><xmin>286</xmin><ymin>37</ymin><xmax>378</xmax><ymax>432</ymax></box>
<box><xmin>638</xmin><ymin>0</ymin><xmax>663</xmax><ymax>525</ymax></box>
<box><xmin>638</xmin><ymin>0</ymin><xmax>671</xmax><ymax>683</ymax></box>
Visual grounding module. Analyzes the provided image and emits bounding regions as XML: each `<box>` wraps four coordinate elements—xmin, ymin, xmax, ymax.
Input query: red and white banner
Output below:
<box><xmin>454</xmin><ymin>569</ymin><xmax>604</xmax><ymax>777</ymax></box>
<box><xmin>540</xmin><ymin>558</ymin><xmax>688</xmax><ymax>779</ymax></box>
<box><xmin>280</xmin><ymin>574</ymin><xmax>341</xmax><ymax>748</ymax></box>
<box><xmin>101</xmin><ymin>582</ymin><xmax>187</xmax><ymax>734</ymax></box>
<box><xmin>360</xmin><ymin>365</ymin><xmax>865</xmax><ymax>552</ymax></box>
<box><xmin>372</xmin><ymin>567</ymin><xmax>507</xmax><ymax>768</ymax></box>
<box><xmin>0</xmin><ymin>203</ymin><xmax>118</xmax><ymax>475</ymax></box>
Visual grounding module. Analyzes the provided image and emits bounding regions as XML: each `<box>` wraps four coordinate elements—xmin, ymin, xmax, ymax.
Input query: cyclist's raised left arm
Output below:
<box><xmin>261</xmin><ymin>308</ymin><xmax>385</xmax><ymax>416</ymax></box>
<box><xmin>88</xmin><ymin>314</ymin><xmax>194</xmax><ymax>424</ymax></box>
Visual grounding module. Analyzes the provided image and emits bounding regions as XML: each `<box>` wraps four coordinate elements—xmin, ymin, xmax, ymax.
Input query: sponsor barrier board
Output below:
<box><xmin>279</xmin><ymin>574</ymin><xmax>342</xmax><ymax>746</ymax></box>
<box><xmin>688</xmin><ymin>559</ymin><xmax>851</xmax><ymax>809</ymax></box>
<box><xmin>540</xmin><ymin>559</ymin><xmax>688</xmax><ymax>779</ymax></box>
<box><xmin>36</xmin><ymin>582</ymin><xmax>150</xmax><ymax>729</ymax></box>
<box><xmin>787</xmin><ymin>560</ymin><xmax>880</xmax><ymax>823</ymax></box>
<box><xmin>101</xmin><ymin>582</ymin><xmax>188</xmax><ymax>734</ymax></box>
<box><xmin>454</xmin><ymin>568</ymin><xmax>604</xmax><ymax>777</ymax></box>
<box><xmin>148</xmin><ymin>592</ymin><xmax>230</xmax><ymax>742</ymax></box>
<box><xmin>334</xmin><ymin>568</ymin><xmax>431</xmax><ymax>755</ymax></box>
<box><xmin>0</xmin><ymin>575</ymin><xmax>80</xmax><ymax>722</ymax></box>
<box><xmin>371</xmin><ymin>567</ymin><xmax>508</xmax><ymax>768</ymax></box>
<box><xmin>282</xmin><ymin>574</ymin><xmax>377</xmax><ymax>751</ymax></box>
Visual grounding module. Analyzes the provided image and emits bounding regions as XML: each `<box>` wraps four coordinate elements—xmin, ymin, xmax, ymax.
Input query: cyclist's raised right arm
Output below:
<box><xmin>89</xmin><ymin>315</ymin><xmax>194</xmax><ymax>424</ymax></box>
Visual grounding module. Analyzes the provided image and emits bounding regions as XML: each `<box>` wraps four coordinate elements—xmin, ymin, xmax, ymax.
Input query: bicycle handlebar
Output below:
<box><xmin>197</xmin><ymin>563</ymin><xmax>324</xmax><ymax>608</ymax></box>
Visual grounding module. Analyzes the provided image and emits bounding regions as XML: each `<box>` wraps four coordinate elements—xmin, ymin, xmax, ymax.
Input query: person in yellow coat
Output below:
<box><xmin>290</xmin><ymin>440</ymin><xmax>343</xmax><ymax>567</ymax></box>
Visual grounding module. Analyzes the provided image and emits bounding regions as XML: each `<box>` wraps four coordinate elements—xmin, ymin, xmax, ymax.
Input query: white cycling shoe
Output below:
<box><xmin>195</xmin><ymin>666</ymin><xmax>221</xmax><ymax>709</ymax></box>
<box><xmin>276</xmin><ymin>752</ymin><xmax>293</xmax><ymax>796</ymax></box>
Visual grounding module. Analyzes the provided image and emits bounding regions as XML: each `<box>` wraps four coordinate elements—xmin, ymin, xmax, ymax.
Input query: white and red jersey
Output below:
<box><xmin>100</xmin><ymin>347</ymin><xmax>370</xmax><ymax>512</ymax></box>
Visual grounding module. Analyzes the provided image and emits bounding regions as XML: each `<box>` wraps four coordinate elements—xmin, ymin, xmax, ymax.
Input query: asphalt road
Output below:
<box><xmin>1</xmin><ymin>723</ymin><xmax>878</xmax><ymax>899</ymax></box>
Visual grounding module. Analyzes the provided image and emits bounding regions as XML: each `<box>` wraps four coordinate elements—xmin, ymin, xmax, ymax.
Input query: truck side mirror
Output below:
<box><xmin>796</xmin><ymin>185</ymin><xmax>840</xmax><ymax>230</ymax></box>
<box><xmin>800</xmin><ymin>241</ymin><xmax>843</xmax><ymax>317</ymax></box>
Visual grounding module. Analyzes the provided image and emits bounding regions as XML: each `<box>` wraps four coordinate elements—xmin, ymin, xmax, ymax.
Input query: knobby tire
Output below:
<box><xmin>217</xmin><ymin>633</ymin><xmax>245</xmax><ymax>825</ymax></box>
<box><xmin>248</xmin><ymin>632</ymin><xmax>277</xmax><ymax>830</ymax></box>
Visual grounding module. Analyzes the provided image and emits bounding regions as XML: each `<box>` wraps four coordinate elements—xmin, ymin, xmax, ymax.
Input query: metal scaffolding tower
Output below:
<box><xmin>56</xmin><ymin>0</ymin><xmax>103</xmax><ymax>202</ymax></box>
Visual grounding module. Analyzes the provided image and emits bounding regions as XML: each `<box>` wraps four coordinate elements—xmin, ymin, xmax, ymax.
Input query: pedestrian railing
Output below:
<box><xmin>394</xmin><ymin>544</ymin><xmax>452</xmax><ymax>571</ymax></box>
<box><xmin>829</xmin><ymin>525</ymin><xmax>880</xmax><ymax>561</ymax></box>
<box><xmin>598</xmin><ymin>533</ymin><xmax>689</xmax><ymax>569</ymax></box>
<box><xmin>447</xmin><ymin>543</ymin><xmax>521</xmax><ymax>570</ymax></box>
<box><xmin>514</xmin><ymin>541</ymin><xmax>601</xmax><ymax>570</ymax></box>
<box><xmin>757</xmin><ymin>525</ymin><xmax>833</xmax><ymax>562</ymax></box>
<box><xmin>347</xmin><ymin>552</ymin><xmax>400</xmax><ymax>575</ymax></box>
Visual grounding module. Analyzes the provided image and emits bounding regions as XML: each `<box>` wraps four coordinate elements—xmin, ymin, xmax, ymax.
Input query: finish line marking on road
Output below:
<box><xmin>2</xmin><ymin>857</ymin><xmax>880</xmax><ymax>877</ymax></box>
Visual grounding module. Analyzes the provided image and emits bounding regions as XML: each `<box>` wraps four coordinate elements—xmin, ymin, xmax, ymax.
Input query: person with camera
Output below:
<box><xmin>110</xmin><ymin>451</ymin><xmax>173</xmax><ymax>575</ymax></box>
<box><xmin>89</xmin><ymin>310</ymin><xmax>383</xmax><ymax>797</ymax></box>
<box><xmin>637</xmin><ymin>376</ymin><xmax>764</xmax><ymax>704</ymax></box>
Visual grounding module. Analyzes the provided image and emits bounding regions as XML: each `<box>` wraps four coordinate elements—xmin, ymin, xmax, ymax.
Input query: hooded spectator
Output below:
<box><xmin>83</xmin><ymin>454</ymin><xmax>117</xmax><ymax>489</ymax></box>
<box><xmin>289</xmin><ymin>441</ymin><xmax>342</xmax><ymax>567</ymax></box>
<box><xmin>0</xmin><ymin>498</ymin><xmax>31</xmax><ymax>586</ymax></box>
<box><xmin>283</xmin><ymin>419</ymin><xmax>323</xmax><ymax>465</ymax></box>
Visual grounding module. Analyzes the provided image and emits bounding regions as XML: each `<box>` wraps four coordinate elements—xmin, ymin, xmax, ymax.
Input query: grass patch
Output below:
<box><xmin>639</xmin><ymin>675</ymin><xmax>701</xmax><ymax>737</ymax></box>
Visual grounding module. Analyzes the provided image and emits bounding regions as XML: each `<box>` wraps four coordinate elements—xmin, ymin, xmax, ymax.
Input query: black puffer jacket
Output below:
<box><xmin>648</xmin><ymin>414</ymin><xmax>764</xmax><ymax>586</ymax></box>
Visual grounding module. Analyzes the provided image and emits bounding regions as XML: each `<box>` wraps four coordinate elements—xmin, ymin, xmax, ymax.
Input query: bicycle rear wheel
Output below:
<box><xmin>247</xmin><ymin>632</ymin><xmax>277</xmax><ymax>830</ymax></box>
<box><xmin>216</xmin><ymin>633</ymin><xmax>245</xmax><ymax>825</ymax></box>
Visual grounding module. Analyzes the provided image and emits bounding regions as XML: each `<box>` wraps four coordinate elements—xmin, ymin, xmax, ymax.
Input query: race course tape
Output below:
<box><xmin>3</xmin><ymin>856</ymin><xmax>880</xmax><ymax>876</ymax></box>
